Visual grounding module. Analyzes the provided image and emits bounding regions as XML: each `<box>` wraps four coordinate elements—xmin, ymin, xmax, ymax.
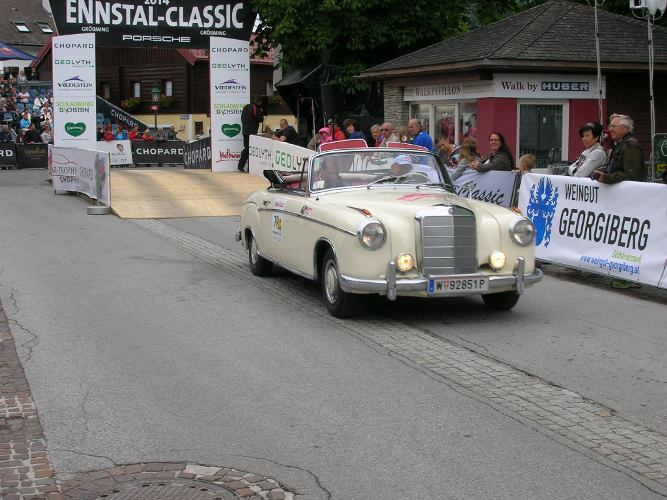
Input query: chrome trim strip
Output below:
<box><xmin>257</xmin><ymin>207</ymin><xmax>356</xmax><ymax>236</ymax></box>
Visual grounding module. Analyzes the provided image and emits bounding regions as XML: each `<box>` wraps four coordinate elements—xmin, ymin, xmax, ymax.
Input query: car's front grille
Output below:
<box><xmin>418</xmin><ymin>206</ymin><xmax>477</xmax><ymax>276</ymax></box>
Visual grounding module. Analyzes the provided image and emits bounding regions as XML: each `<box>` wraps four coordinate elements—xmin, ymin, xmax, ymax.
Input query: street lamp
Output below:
<box><xmin>150</xmin><ymin>86</ymin><xmax>160</xmax><ymax>130</ymax></box>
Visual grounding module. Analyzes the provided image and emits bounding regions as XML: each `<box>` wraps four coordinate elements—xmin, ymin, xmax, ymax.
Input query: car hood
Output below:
<box><xmin>315</xmin><ymin>187</ymin><xmax>513</xmax><ymax>222</ymax></box>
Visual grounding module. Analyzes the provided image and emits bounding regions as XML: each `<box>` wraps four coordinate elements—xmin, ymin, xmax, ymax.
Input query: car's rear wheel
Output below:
<box><xmin>482</xmin><ymin>291</ymin><xmax>520</xmax><ymax>311</ymax></box>
<box><xmin>321</xmin><ymin>249</ymin><xmax>359</xmax><ymax>318</ymax></box>
<box><xmin>247</xmin><ymin>232</ymin><xmax>272</xmax><ymax>276</ymax></box>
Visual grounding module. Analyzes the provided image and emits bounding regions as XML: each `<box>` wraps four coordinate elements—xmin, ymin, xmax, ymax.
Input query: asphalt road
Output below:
<box><xmin>1</xmin><ymin>168</ymin><xmax>666</xmax><ymax>499</ymax></box>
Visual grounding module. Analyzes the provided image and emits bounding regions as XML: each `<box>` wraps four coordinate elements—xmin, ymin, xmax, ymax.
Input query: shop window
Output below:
<box><xmin>195</xmin><ymin>121</ymin><xmax>204</xmax><ymax>136</ymax></box>
<box><xmin>132</xmin><ymin>81</ymin><xmax>141</xmax><ymax>98</ymax></box>
<box><xmin>101</xmin><ymin>82</ymin><xmax>111</xmax><ymax>100</ymax></box>
<box><xmin>459</xmin><ymin>102</ymin><xmax>478</xmax><ymax>142</ymax></box>
<box><xmin>435</xmin><ymin>104</ymin><xmax>456</xmax><ymax>143</ymax></box>
<box><xmin>519</xmin><ymin>104</ymin><xmax>564</xmax><ymax>168</ymax></box>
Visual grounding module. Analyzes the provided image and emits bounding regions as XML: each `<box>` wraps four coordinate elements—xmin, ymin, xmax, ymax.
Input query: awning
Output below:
<box><xmin>0</xmin><ymin>42</ymin><xmax>35</xmax><ymax>61</ymax></box>
<box><xmin>274</xmin><ymin>64</ymin><xmax>340</xmax><ymax>116</ymax></box>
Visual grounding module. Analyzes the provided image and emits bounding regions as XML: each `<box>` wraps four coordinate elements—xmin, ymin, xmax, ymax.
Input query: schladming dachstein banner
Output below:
<box><xmin>519</xmin><ymin>173</ymin><xmax>667</xmax><ymax>288</ymax></box>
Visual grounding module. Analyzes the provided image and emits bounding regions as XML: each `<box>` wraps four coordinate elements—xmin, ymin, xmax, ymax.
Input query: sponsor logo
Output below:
<box><xmin>58</xmin><ymin>76</ymin><xmax>94</xmax><ymax>89</ymax></box>
<box><xmin>54</xmin><ymin>59</ymin><xmax>94</xmax><ymax>67</ymax></box>
<box><xmin>221</xmin><ymin>79</ymin><xmax>239</xmax><ymax>84</ymax></box>
<box><xmin>216</xmin><ymin>148</ymin><xmax>242</xmax><ymax>161</ymax></box>
<box><xmin>221</xmin><ymin>123</ymin><xmax>241</xmax><ymax>138</ymax></box>
<box><xmin>526</xmin><ymin>177</ymin><xmax>559</xmax><ymax>247</ymax></box>
<box><xmin>64</xmin><ymin>122</ymin><xmax>87</xmax><ymax>137</ymax></box>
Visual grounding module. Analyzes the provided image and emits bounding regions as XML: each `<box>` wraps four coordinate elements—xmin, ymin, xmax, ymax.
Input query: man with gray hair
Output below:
<box><xmin>379</xmin><ymin>122</ymin><xmax>398</xmax><ymax>147</ymax></box>
<box><xmin>592</xmin><ymin>113</ymin><xmax>645</xmax><ymax>184</ymax></box>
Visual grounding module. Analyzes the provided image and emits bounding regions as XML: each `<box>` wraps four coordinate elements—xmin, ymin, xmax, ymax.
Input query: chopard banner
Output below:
<box><xmin>210</xmin><ymin>36</ymin><xmax>248</xmax><ymax>172</ymax></box>
<box><xmin>96</xmin><ymin>140</ymin><xmax>133</xmax><ymax>165</ymax></box>
<box><xmin>248</xmin><ymin>135</ymin><xmax>315</xmax><ymax>176</ymax></box>
<box><xmin>16</xmin><ymin>144</ymin><xmax>49</xmax><ymax>169</ymax></box>
<box><xmin>49</xmin><ymin>145</ymin><xmax>111</xmax><ymax>205</ymax></box>
<box><xmin>183</xmin><ymin>136</ymin><xmax>212</xmax><ymax>169</ymax></box>
<box><xmin>519</xmin><ymin>173</ymin><xmax>667</xmax><ymax>288</ymax></box>
<box><xmin>131</xmin><ymin>141</ymin><xmax>185</xmax><ymax>164</ymax></box>
<box><xmin>49</xmin><ymin>0</ymin><xmax>254</xmax><ymax>47</ymax></box>
<box><xmin>0</xmin><ymin>143</ymin><xmax>18</xmax><ymax>167</ymax></box>
<box><xmin>96</xmin><ymin>96</ymin><xmax>149</xmax><ymax>132</ymax></box>
<box><xmin>52</xmin><ymin>33</ymin><xmax>97</xmax><ymax>149</ymax></box>
<box><xmin>446</xmin><ymin>168</ymin><xmax>517</xmax><ymax>208</ymax></box>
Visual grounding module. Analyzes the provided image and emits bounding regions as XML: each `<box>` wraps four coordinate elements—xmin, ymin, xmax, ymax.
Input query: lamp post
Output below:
<box><xmin>150</xmin><ymin>86</ymin><xmax>160</xmax><ymax>130</ymax></box>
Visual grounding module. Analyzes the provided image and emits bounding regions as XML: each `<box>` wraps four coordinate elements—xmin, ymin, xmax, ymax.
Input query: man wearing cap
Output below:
<box><xmin>391</xmin><ymin>155</ymin><xmax>440</xmax><ymax>183</ymax></box>
<box><xmin>592</xmin><ymin>113</ymin><xmax>645</xmax><ymax>184</ymax></box>
<box><xmin>327</xmin><ymin>119</ymin><xmax>346</xmax><ymax>141</ymax></box>
<box><xmin>238</xmin><ymin>96</ymin><xmax>265</xmax><ymax>172</ymax></box>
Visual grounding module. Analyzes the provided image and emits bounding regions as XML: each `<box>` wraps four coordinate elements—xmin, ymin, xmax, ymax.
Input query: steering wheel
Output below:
<box><xmin>395</xmin><ymin>172</ymin><xmax>430</xmax><ymax>184</ymax></box>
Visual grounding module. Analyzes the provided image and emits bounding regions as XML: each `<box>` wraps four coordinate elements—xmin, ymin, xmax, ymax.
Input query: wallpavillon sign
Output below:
<box><xmin>49</xmin><ymin>0</ymin><xmax>254</xmax><ymax>47</ymax></box>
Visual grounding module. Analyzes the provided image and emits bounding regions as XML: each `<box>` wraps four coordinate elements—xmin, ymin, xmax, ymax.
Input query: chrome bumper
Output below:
<box><xmin>339</xmin><ymin>257</ymin><xmax>542</xmax><ymax>301</ymax></box>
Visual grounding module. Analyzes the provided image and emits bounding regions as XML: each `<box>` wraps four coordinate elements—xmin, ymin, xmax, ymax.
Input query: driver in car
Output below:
<box><xmin>320</xmin><ymin>157</ymin><xmax>346</xmax><ymax>189</ymax></box>
<box><xmin>390</xmin><ymin>155</ymin><xmax>441</xmax><ymax>183</ymax></box>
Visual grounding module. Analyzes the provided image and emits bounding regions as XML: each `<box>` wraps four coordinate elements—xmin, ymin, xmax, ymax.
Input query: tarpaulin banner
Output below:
<box><xmin>0</xmin><ymin>143</ymin><xmax>17</xmax><ymax>167</ymax></box>
<box><xmin>131</xmin><ymin>141</ymin><xmax>185</xmax><ymax>164</ymax></box>
<box><xmin>183</xmin><ymin>137</ymin><xmax>212</xmax><ymax>169</ymax></box>
<box><xmin>49</xmin><ymin>145</ymin><xmax>111</xmax><ymax>206</ymax></box>
<box><xmin>96</xmin><ymin>140</ymin><xmax>133</xmax><ymax>165</ymax></box>
<box><xmin>447</xmin><ymin>168</ymin><xmax>517</xmax><ymax>208</ymax></box>
<box><xmin>210</xmin><ymin>36</ymin><xmax>248</xmax><ymax>172</ymax></box>
<box><xmin>16</xmin><ymin>144</ymin><xmax>49</xmax><ymax>169</ymax></box>
<box><xmin>49</xmin><ymin>0</ymin><xmax>254</xmax><ymax>47</ymax></box>
<box><xmin>519</xmin><ymin>173</ymin><xmax>667</xmax><ymax>288</ymax></box>
<box><xmin>248</xmin><ymin>135</ymin><xmax>315</xmax><ymax>177</ymax></box>
<box><xmin>52</xmin><ymin>33</ymin><xmax>97</xmax><ymax>150</ymax></box>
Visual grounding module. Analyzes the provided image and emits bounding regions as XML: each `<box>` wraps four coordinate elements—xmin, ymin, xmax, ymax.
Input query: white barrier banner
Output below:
<box><xmin>519</xmin><ymin>173</ymin><xmax>667</xmax><ymax>288</ymax></box>
<box><xmin>52</xmin><ymin>34</ymin><xmax>97</xmax><ymax>149</ymax></box>
<box><xmin>95</xmin><ymin>140</ymin><xmax>133</xmax><ymax>165</ymax></box>
<box><xmin>210</xmin><ymin>36</ymin><xmax>248</xmax><ymax>172</ymax></box>
<box><xmin>249</xmin><ymin>135</ymin><xmax>315</xmax><ymax>176</ymax></box>
<box><xmin>49</xmin><ymin>145</ymin><xmax>111</xmax><ymax>206</ymax></box>
<box><xmin>446</xmin><ymin>168</ymin><xmax>517</xmax><ymax>207</ymax></box>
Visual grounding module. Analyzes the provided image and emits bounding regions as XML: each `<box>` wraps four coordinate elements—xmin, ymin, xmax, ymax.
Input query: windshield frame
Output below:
<box><xmin>306</xmin><ymin>148</ymin><xmax>454</xmax><ymax>196</ymax></box>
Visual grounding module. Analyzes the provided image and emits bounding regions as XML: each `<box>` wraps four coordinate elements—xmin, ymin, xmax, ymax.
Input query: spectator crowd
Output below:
<box><xmin>0</xmin><ymin>76</ymin><xmax>54</xmax><ymax>145</ymax></box>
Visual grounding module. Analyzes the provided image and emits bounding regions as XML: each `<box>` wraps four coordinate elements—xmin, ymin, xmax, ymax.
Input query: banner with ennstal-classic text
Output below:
<box><xmin>210</xmin><ymin>36</ymin><xmax>248</xmax><ymax>172</ymax></box>
<box><xmin>52</xmin><ymin>33</ymin><xmax>97</xmax><ymax>150</ymax></box>
<box><xmin>519</xmin><ymin>173</ymin><xmax>667</xmax><ymax>288</ymax></box>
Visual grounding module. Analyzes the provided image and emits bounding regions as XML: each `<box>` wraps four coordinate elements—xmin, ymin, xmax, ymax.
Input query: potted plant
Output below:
<box><xmin>158</xmin><ymin>95</ymin><xmax>175</xmax><ymax>110</ymax></box>
<box><xmin>120</xmin><ymin>97</ymin><xmax>143</xmax><ymax>112</ymax></box>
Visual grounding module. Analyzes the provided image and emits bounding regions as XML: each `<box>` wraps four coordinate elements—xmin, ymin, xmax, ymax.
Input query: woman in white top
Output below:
<box><xmin>550</xmin><ymin>122</ymin><xmax>606</xmax><ymax>177</ymax></box>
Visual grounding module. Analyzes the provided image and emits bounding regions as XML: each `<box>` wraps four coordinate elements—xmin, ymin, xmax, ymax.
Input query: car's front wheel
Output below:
<box><xmin>321</xmin><ymin>248</ymin><xmax>359</xmax><ymax>318</ymax></box>
<box><xmin>482</xmin><ymin>291</ymin><xmax>520</xmax><ymax>311</ymax></box>
<box><xmin>247</xmin><ymin>232</ymin><xmax>272</xmax><ymax>276</ymax></box>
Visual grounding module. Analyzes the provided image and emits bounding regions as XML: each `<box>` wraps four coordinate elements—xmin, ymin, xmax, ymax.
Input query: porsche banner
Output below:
<box><xmin>52</xmin><ymin>33</ymin><xmax>97</xmax><ymax>150</ymax></box>
<box><xmin>49</xmin><ymin>0</ymin><xmax>254</xmax><ymax>47</ymax></box>
<box><xmin>519</xmin><ymin>173</ymin><xmax>667</xmax><ymax>288</ymax></box>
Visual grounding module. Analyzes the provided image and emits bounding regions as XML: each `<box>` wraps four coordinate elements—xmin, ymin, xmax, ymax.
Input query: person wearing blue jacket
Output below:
<box><xmin>408</xmin><ymin>118</ymin><xmax>434</xmax><ymax>152</ymax></box>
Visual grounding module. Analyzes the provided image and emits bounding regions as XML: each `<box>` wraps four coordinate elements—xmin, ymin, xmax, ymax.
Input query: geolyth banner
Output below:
<box><xmin>519</xmin><ymin>173</ymin><xmax>667</xmax><ymax>288</ymax></box>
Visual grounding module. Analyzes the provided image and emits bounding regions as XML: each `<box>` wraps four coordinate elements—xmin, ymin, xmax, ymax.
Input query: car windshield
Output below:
<box><xmin>309</xmin><ymin>150</ymin><xmax>452</xmax><ymax>192</ymax></box>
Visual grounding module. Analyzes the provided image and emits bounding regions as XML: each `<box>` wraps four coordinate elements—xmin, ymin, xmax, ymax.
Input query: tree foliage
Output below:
<box><xmin>252</xmin><ymin>0</ymin><xmax>522</xmax><ymax>93</ymax></box>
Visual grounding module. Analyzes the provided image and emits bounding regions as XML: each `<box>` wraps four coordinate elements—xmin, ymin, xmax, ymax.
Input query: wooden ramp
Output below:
<box><xmin>110</xmin><ymin>169</ymin><xmax>268</xmax><ymax>219</ymax></box>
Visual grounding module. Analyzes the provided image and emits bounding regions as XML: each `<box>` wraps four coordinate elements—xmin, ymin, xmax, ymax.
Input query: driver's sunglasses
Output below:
<box><xmin>380</xmin><ymin>128</ymin><xmax>388</xmax><ymax>131</ymax></box>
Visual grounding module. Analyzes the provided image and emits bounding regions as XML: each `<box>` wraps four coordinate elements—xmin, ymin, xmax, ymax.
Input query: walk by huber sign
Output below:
<box><xmin>49</xmin><ymin>0</ymin><xmax>254</xmax><ymax>48</ymax></box>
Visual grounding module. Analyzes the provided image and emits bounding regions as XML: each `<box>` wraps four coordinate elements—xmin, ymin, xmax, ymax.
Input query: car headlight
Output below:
<box><xmin>510</xmin><ymin>219</ymin><xmax>535</xmax><ymax>247</ymax></box>
<box><xmin>489</xmin><ymin>250</ymin><xmax>506</xmax><ymax>270</ymax></box>
<box><xmin>357</xmin><ymin>221</ymin><xmax>386</xmax><ymax>250</ymax></box>
<box><xmin>395</xmin><ymin>253</ymin><xmax>415</xmax><ymax>272</ymax></box>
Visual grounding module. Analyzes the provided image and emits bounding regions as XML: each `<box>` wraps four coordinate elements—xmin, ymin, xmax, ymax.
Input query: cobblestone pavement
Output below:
<box><xmin>135</xmin><ymin>218</ymin><xmax>667</xmax><ymax>497</ymax></box>
<box><xmin>0</xmin><ymin>299</ymin><xmax>294</xmax><ymax>499</ymax></box>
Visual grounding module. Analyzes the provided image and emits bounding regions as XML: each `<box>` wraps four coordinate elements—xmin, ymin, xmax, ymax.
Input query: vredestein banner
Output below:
<box><xmin>48</xmin><ymin>0</ymin><xmax>254</xmax><ymax>48</ymax></box>
<box><xmin>52</xmin><ymin>33</ymin><xmax>97</xmax><ymax>149</ymax></box>
<box><xmin>210</xmin><ymin>36</ymin><xmax>248</xmax><ymax>172</ymax></box>
<box><xmin>519</xmin><ymin>173</ymin><xmax>667</xmax><ymax>288</ymax></box>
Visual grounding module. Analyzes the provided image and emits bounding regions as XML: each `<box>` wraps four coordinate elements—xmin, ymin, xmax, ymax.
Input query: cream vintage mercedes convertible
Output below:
<box><xmin>237</xmin><ymin>147</ymin><xmax>542</xmax><ymax>317</ymax></box>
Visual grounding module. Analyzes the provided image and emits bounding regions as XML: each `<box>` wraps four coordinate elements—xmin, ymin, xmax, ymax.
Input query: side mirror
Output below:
<box><xmin>263</xmin><ymin>169</ymin><xmax>285</xmax><ymax>187</ymax></box>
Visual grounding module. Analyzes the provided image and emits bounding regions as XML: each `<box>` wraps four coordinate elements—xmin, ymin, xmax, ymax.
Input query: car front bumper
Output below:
<box><xmin>339</xmin><ymin>257</ymin><xmax>542</xmax><ymax>300</ymax></box>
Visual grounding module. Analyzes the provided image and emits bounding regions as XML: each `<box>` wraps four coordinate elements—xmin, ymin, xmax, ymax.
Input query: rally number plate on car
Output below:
<box><xmin>427</xmin><ymin>276</ymin><xmax>489</xmax><ymax>295</ymax></box>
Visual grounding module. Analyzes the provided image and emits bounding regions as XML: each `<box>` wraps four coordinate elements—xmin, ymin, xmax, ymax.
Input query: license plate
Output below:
<box><xmin>428</xmin><ymin>276</ymin><xmax>489</xmax><ymax>295</ymax></box>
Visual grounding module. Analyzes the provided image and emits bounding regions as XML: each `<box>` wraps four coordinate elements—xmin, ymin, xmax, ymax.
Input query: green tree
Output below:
<box><xmin>252</xmin><ymin>0</ymin><xmax>522</xmax><ymax>94</ymax></box>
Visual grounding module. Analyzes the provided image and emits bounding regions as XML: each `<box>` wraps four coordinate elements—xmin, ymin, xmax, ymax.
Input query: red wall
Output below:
<box><xmin>568</xmin><ymin>99</ymin><xmax>606</xmax><ymax>162</ymax></box>
<box><xmin>476</xmin><ymin>98</ymin><xmax>518</xmax><ymax>159</ymax></box>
